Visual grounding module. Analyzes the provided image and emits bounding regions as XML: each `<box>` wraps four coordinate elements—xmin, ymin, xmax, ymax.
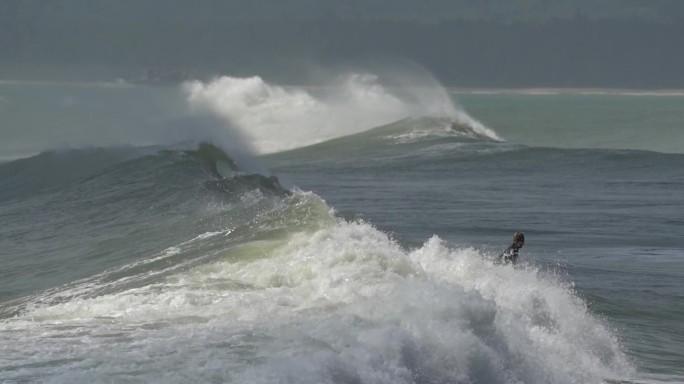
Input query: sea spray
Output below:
<box><xmin>184</xmin><ymin>74</ymin><xmax>497</xmax><ymax>153</ymax></box>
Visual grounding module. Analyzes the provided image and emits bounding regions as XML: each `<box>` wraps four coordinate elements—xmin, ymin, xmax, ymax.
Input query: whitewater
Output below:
<box><xmin>0</xmin><ymin>213</ymin><xmax>633</xmax><ymax>383</ymax></box>
<box><xmin>1</xmin><ymin>74</ymin><xmax>683</xmax><ymax>383</ymax></box>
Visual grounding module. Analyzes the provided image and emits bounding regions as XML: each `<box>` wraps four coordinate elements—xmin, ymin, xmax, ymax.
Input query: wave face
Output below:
<box><xmin>0</xmin><ymin>146</ymin><xmax>162</xmax><ymax>201</ymax></box>
<box><xmin>0</xmin><ymin>144</ymin><xmax>287</xmax><ymax>301</ymax></box>
<box><xmin>0</xmin><ymin>143</ymin><xmax>634</xmax><ymax>383</ymax></box>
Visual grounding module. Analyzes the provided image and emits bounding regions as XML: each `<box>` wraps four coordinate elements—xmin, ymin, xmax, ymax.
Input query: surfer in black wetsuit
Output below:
<box><xmin>499</xmin><ymin>232</ymin><xmax>524</xmax><ymax>264</ymax></box>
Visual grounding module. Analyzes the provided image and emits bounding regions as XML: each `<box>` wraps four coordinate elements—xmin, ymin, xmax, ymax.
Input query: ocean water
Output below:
<box><xmin>1</xmin><ymin>78</ymin><xmax>683</xmax><ymax>383</ymax></box>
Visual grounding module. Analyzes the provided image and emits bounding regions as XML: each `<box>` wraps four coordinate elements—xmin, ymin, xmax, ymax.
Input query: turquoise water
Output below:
<box><xmin>1</xmin><ymin>80</ymin><xmax>683</xmax><ymax>383</ymax></box>
<box><xmin>460</xmin><ymin>92</ymin><xmax>684</xmax><ymax>154</ymax></box>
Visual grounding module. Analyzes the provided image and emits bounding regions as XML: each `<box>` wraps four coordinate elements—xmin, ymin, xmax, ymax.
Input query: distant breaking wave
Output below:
<box><xmin>184</xmin><ymin>74</ymin><xmax>498</xmax><ymax>154</ymax></box>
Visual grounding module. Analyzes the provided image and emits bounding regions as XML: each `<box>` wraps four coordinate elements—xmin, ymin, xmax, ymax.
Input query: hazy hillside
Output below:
<box><xmin>1</xmin><ymin>0</ymin><xmax>683</xmax><ymax>87</ymax></box>
<box><xmin>3</xmin><ymin>0</ymin><xmax>684</xmax><ymax>23</ymax></box>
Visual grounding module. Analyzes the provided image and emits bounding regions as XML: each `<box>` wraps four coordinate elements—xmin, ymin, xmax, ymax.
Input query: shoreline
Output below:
<box><xmin>444</xmin><ymin>87</ymin><xmax>684</xmax><ymax>96</ymax></box>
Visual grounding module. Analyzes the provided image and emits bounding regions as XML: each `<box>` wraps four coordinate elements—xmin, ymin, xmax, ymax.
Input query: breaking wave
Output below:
<box><xmin>0</xmin><ymin>144</ymin><xmax>632</xmax><ymax>383</ymax></box>
<box><xmin>184</xmin><ymin>74</ymin><xmax>498</xmax><ymax>153</ymax></box>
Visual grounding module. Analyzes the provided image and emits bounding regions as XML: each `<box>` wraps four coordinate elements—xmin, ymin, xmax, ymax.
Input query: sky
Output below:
<box><xmin>1</xmin><ymin>0</ymin><xmax>683</xmax><ymax>87</ymax></box>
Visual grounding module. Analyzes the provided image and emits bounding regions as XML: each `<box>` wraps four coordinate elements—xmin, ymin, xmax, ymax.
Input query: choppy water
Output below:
<box><xmin>1</xmin><ymin>79</ymin><xmax>683</xmax><ymax>383</ymax></box>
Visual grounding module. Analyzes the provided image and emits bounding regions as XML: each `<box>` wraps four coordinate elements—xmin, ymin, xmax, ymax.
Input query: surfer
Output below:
<box><xmin>499</xmin><ymin>232</ymin><xmax>524</xmax><ymax>264</ymax></box>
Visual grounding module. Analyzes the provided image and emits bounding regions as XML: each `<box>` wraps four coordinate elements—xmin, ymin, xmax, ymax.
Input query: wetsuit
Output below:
<box><xmin>499</xmin><ymin>243</ymin><xmax>522</xmax><ymax>264</ymax></box>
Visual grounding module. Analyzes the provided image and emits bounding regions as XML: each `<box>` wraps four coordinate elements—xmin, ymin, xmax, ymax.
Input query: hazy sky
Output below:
<box><xmin>1</xmin><ymin>0</ymin><xmax>683</xmax><ymax>87</ymax></box>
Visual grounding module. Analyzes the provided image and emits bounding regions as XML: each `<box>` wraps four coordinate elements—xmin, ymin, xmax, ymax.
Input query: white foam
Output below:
<box><xmin>0</xmin><ymin>204</ymin><xmax>633</xmax><ymax>383</ymax></box>
<box><xmin>184</xmin><ymin>74</ymin><xmax>497</xmax><ymax>153</ymax></box>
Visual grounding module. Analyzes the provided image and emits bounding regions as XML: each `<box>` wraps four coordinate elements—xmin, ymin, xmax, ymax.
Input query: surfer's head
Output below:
<box><xmin>513</xmin><ymin>232</ymin><xmax>525</xmax><ymax>247</ymax></box>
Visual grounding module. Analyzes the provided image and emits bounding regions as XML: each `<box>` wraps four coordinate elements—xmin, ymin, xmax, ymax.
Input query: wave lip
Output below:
<box><xmin>381</xmin><ymin>116</ymin><xmax>502</xmax><ymax>143</ymax></box>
